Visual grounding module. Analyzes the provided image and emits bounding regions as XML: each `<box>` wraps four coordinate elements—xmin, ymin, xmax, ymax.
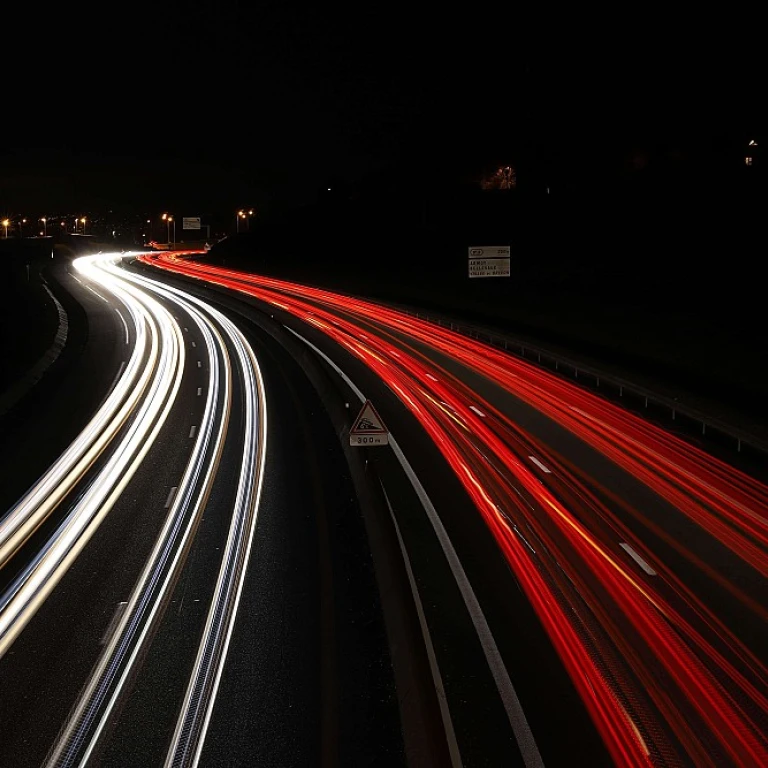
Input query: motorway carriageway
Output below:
<box><xmin>0</xmin><ymin>253</ymin><xmax>267</xmax><ymax>767</ymax></box>
<box><xmin>142</xmin><ymin>251</ymin><xmax>768</xmax><ymax>768</ymax></box>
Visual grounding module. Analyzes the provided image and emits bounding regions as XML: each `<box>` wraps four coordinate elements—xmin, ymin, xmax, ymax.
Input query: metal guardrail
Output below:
<box><xmin>389</xmin><ymin>303</ymin><xmax>768</xmax><ymax>463</ymax></box>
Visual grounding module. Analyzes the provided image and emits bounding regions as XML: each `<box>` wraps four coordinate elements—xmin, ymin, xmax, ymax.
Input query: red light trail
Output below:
<box><xmin>140</xmin><ymin>252</ymin><xmax>768</xmax><ymax>767</ymax></box>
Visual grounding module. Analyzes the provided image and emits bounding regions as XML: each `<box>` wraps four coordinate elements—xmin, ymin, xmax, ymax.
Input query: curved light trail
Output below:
<box><xmin>37</xmin><ymin>256</ymin><xmax>268</xmax><ymax>768</ymax></box>
<box><xmin>0</xmin><ymin>255</ymin><xmax>184</xmax><ymax>659</ymax></box>
<box><xmin>0</xmin><ymin>263</ymin><xmax>151</xmax><ymax>569</ymax></box>
<box><xmin>144</xmin><ymin>252</ymin><xmax>768</xmax><ymax>768</ymax></box>
<box><xmin>165</xmin><ymin>309</ymin><xmax>267</xmax><ymax>768</ymax></box>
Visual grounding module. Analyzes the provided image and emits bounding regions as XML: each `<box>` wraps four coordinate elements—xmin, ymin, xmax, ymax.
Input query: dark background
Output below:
<box><xmin>1</xmin><ymin>5</ymin><xmax>763</xmax><ymax>212</ymax></box>
<box><xmin>1</xmin><ymin>4</ymin><xmax>766</xmax><ymax>428</ymax></box>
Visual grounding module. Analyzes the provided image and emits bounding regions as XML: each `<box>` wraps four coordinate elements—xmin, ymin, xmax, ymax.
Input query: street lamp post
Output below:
<box><xmin>2</xmin><ymin>219</ymin><xmax>8</xmax><ymax>238</ymax></box>
<box><xmin>81</xmin><ymin>217</ymin><xmax>87</xmax><ymax>235</ymax></box>
<box><xmin>162</xmin><ymin>213</ymin><xmax>174</xmax><ymax>249</ymax></box>
<box><xmin>19</xmin><ymin>218</ymin><xmax>27</xmax><ymax>238</ymax></box>
<box><xmin>41</xmin><ymin>217</ymin><xmax>47</xmax><ymax>236</ymax></box>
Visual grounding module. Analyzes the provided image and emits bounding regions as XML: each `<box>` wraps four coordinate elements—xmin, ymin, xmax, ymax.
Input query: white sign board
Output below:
<box><xmin>183</xmin><ymin>217</ymin><xmax>201</xmax><ymax>230</ymax></box>
<box><xmin>468</xmin><ymin>246</ymin><xmax>510</xmax><ymax>278</ymax></box>
<box><xmin>350</xmin><ymin>400</ymin><xmax>390</xmax><ymax>446</ymax></box>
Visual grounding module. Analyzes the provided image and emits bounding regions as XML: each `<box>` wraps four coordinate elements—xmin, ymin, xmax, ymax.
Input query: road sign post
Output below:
<box><xmin>349</xmin><ymin>400</ymin><xmax>390</xmax><ymax>446</ymax></box>
<box><xmin>468</xmin><ymin>246</ymin><xmax>510</xmax><ymax>278</ymax></box>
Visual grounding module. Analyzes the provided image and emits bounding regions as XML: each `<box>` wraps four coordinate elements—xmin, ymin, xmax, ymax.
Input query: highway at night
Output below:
<box><xmin>0</xmin><ymin>250</ymin><xmax>766</xmax><ymax>767</ymax></box>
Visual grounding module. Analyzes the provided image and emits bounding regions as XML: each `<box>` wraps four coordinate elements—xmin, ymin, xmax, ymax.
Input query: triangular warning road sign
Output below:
<box><xmin>350</xmin><ymin>400</ymin><xmax>389</xmax><ymax>446</ymax></box>
<box><xmin>351</xmin><ymin>400</ymin><xmax>388</xmax><ymax>434</ymax></box>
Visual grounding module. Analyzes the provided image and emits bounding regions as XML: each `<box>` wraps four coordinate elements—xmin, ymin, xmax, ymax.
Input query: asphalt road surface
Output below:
<box><xmin>0</xmin><ymin>254</ymin><xmax>402</xmax><ymax>767</ymax></box>
<box><xmin>1</xmin><ymin>249</ymin><xmax>766</xmax><ymax>768</ymax></box>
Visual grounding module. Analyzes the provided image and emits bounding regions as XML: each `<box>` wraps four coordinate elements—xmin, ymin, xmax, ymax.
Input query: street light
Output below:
<box><xmin>81</xmin><ymin>217</ymin><xmax>87</xmax><ymax>235</ymax></box>
<box><xmin>2</xmin><ymin>219</ymin><xmax>9</xmax><ymax>238</ymax></box>
<box><xmin>41</xmin><ymin>217</ymin><xmax>47</xmax><ymax>236</ymax></box>
<box><xmin>236</xmin><ymin>209</ymin><xmax>255</xmax><ymax>233</ymax></box>
<box><xmin>162</xmin><ymin>213</ymin><xmax>174</xmax><ymax>248</ymax></box>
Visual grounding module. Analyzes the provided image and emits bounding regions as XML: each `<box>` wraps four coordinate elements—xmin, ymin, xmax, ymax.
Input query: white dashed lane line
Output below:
<box><xmin>528</xmin><ymin>456</ymin><xmax>551</xmax><ymax>473</ymax></box>
<box><xmin>620</xmin><ymin>543</ymin><xmax>657</xmax><ymax>576</ymax></box>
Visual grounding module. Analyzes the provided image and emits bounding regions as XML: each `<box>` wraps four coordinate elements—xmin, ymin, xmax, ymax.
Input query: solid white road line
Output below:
<box><xmin>285</xmin><ymin>325</ymin><xmax>544</xmax><ymax>768</ymax></box>
<box><xmin>379</xmin><ymin>481</ymin><xmax>463</xmax><ymax>768</ymax></box>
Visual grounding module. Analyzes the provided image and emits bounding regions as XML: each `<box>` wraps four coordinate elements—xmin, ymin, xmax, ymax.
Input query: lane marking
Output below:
<box><xmin>85</xmin><ymin>284</ymin><xmax>110</xmax><ymax>304</ymax></box>
<box><xmin>100</xmin><ymin>602</ymin><xmax>128</xmax><ymax>645</ymax></box>
<box><xmin>189</xmin><ymin>425</ymin><xmax>197</xmax><ymax>439</ymax></box>
<box><xmin>115</xmin><ymin>308</ymin><xmax>130</xmax><ymax>345</ymax></box>
<box><xmin>197</xmin><ymin>387</ymin><xmax>202</xmax><ymax>397</ymax></box>
<box><xmin>380</xmin><ymin>482</ymin><xmax>463</xmax><ymax>768</ymax></box>
<box><xmin>107</xmin><ymin>361</ymin><xmax>127</xmax><ymax>395</ymax></box>
<box><xmin>469</xmin><ymin>405</ymin><xmax>486</xmax><ymax>418</ymax></box>
<box><xmin>513</xmin><ymin>525</ymin><xmax>536</xmax><ymax>554</ymax></box>
<box><xmin>620</xmin><ymin>543</ymin><xmax>657</xmax><ymax>576</ymax></box>
<box><xmin>191</xmin><ymin>341</ymin><xmax>196</xmax><ymax>348</ymax></box>
<box><xmin>165</xmin><ymin>314</ymin><xmax>269</xmax><ymax>767</ymax></box>
<box><xmin>286</xmin><ymin>325</ymin><xmax>544</xmax><ymax>768</ymax></box>
<box><xmin>164</xmin><ymin>486</ymin><xmax>178</xmax><ymax>509</ymax></box>
<box><xmin>197</xmin><ymin>360</ymin><xmax>202</xmax><ymax>368</ymax></box>
<box><xmin>528</xmin><ymin>456</ymin><xmax>551</xmax><ymax>473</ymax></box>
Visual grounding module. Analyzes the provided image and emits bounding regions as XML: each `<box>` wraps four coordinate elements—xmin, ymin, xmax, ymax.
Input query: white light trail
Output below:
<box><xmin>0</xmin><ymin>255</ymin><xmax>184</xmax><ymax>657</ymax></box>
<box><xmin>40</xmin><ymin>256</ymin><xmax>267</xmax><ymax>768</ymax></box>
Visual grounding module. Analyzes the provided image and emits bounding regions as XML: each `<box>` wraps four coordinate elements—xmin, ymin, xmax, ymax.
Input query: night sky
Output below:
<box><xmin>1</xmin><ymin>4</ymin><xmax>762</xmax><ymax>214</ymax></box>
